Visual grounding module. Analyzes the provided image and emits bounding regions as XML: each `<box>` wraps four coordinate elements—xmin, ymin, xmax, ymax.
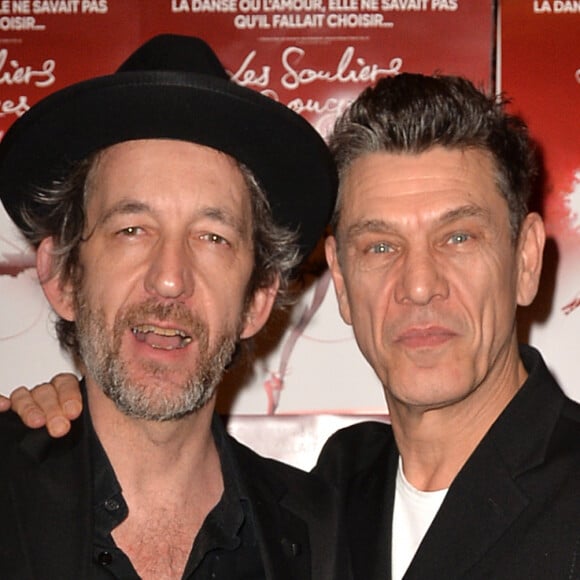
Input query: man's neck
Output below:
<box><xmin>387</xmin><ymin>354</ymin><xmax>528</xmax><ymax>492</ymax></box>
<box><xmin>85</xmin><ymin>380</ymin><xmax>223</xmax><ymax>502</ymax></box>
<box><xmin>85</xmin><ymin>380</ymin><xmax>225</xmax><ymax>579</ymax></box>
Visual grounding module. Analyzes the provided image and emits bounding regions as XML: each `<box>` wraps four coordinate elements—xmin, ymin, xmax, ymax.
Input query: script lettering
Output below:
<box><xmin>229</xmin><ymin>50</ymin><xmax>271</xmax><ymax>88</ymax></box>
<box><xmin>281</xmin><ymin>46</ymin><xmax>402</xmax><ymax>90</ymax></box>
<box><xmin>0</xmin><ymin>49</ymin><xmax>55</xmax><ymax>87</ymax></box>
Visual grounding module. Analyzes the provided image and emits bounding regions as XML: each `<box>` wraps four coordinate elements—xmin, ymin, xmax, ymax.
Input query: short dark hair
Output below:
<box><xmin>329</xmin><ymin>73</ymin><xmax>538</xmax><ymax>239</ymax></box>
<box><xmin>20</xmin><ymin>148</ymin><xmax>300</xmax><ymax>358</ymax></box>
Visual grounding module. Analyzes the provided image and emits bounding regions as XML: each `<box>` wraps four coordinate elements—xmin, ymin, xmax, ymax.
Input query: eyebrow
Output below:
<box><xmin>345</xmin><ymin>219</ymin><xmax>397</xmax><ymax>241</ymax></box>
<box><xmin>82</xmin><ymin>199</ymin><xmax>150</xmax><ymax>240</ymax></box>
<box><xmin>201</xmin><ymin>205</ymin><xmax>249</xmax><ymax>237</ymax></box>
<box><xmin>343</xmin><ymin>204</ymin><xmax>491</xmax><ymax>241</ymax></box>
<box><xmin>438</xmin><ymin>204</ymin><xmax>491</xmax><ymax>225</ymax></box>
<box><xmin>97</xmin><ymin>200</ymin><xmax>151</xmax><ymax>228</ymax></box>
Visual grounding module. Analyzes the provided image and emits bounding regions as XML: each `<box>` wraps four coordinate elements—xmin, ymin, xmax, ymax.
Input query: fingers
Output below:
<box><xmin>10</xmin><ymin>386</ymin><xmax>50</xmax><ymax>429</ymax></box>
<box><xmin>51</xmin><ymin>373</ymin><xmax>83</xmax><ymax>420</ymax></box>
<box><xmin>0</xmin><ymin>395</ymin><xmax>11</xmax><ymax>412</ymax></box>
<box><xmin>10</xmin><ymin>373</ymin><xmax>83</xmax><ymax>438</ymax></box>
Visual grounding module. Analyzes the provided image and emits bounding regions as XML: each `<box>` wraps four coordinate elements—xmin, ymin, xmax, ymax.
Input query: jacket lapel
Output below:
<box><xmin>229</xmin><ymin>437</ymin><xmax>313</xmax><ymax>580</ymax></box>
<box><xmin>404</xmin><ymin>346</ymin><xmax>565</xmax><ymax>579</ymax></box>
<box><xmin>348</xmin><ymin>441</ymin><xmax>398</xmax><ymax>580</ymax></box>
<box><xmin>7</xmin><ymin>413</ymin><xmax>92</xmax><ymax>580</ymax></box>
<box><xmin>404</xmin><ymin>442</ymin><xmax>529</xmax><ymax>579</ymax></box>
<box><xmin>249</xmin><ymin>475</ymin><xmax>313</xmax><ymax>580</ymax></box>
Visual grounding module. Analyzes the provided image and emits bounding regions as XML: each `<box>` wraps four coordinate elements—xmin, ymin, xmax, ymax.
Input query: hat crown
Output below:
<box><xmin>116</xmin><ymin>34</ymin><xmax>229</xmax><ymax>81</ymax></box>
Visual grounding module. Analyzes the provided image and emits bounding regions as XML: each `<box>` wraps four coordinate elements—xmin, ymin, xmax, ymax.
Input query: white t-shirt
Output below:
<box><xmin>391</xmin><ymin>458</ymin><xmax>448</xmax><ymax>580</ymax></box>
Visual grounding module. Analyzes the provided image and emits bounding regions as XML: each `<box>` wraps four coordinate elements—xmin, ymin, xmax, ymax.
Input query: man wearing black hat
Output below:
<box><xmin>8</xmin><ymin>68</ymin><xmax>580</xmax><ymax>580</ymax></box>
<box><xmin>0</xmin><ymin>35</ymin><xmax>346</xmax><ymax>579</ymax></box>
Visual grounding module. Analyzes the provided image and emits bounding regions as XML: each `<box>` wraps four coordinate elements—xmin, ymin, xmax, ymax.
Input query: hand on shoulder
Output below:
<box><xmin>0</xmin><ymin>373</ymin><xmax>83</xmax><ymax>437</ymax></box>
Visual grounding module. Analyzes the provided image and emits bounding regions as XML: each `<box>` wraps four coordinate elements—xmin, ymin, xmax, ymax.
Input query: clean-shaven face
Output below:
<box><xmin>327</xmin><ymin>146</ymin><xmax>541</xmax><ymax>413</ymax></box>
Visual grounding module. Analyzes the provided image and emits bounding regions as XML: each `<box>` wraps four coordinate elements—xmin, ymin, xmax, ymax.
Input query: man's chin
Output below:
<box><xmin>105</xmin><ymin>383</ymin><xmax>215</xmax><ymax>422</ymax></box>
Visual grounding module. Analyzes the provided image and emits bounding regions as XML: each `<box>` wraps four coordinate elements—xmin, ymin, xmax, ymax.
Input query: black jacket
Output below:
<box><xmin>314</xmin><ymin>345</ymin><xmax>580</xmax><ymax>579</ymax></box>
<box><xmin>0</xmin><ymin>407</ymin><xmax>349</xmax><ymax>580</ymax></box>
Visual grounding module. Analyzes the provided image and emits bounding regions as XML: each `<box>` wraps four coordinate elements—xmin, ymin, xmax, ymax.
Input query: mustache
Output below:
<box><xmin>117</xmin><ymin>299</ymin><xmax>207</xmax><ymax>339</ymax></box>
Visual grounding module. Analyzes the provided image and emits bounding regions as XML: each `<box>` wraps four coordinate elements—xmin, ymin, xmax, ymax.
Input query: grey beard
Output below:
<box><xmin>75</xmin><ymin>296</ymin><xmax>239</xmax><ymax>421</ymax></box>
<box><xmin>89</xmin><ymin>334</ymin><xmax>237</xmax><ymax>421</ymax></box>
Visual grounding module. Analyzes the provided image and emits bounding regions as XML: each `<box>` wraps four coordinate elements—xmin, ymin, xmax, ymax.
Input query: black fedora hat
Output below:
<box><xmin>0</xmin><ymin>34</ymin><xmax>337</xmax><ymax>257</ymax></box>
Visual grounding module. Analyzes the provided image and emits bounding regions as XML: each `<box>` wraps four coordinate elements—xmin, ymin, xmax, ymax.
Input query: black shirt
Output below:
<box><xmin>90</xmin><ymin>415</ymin><xmax>266</xmax><ymax>579</ymax></box>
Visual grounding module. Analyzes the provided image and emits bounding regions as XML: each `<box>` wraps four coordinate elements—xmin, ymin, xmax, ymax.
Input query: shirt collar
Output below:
<box><xmin>88</xmin><ymin>400</ymin><xmax>255</xmax><ymax>550</ymax></box>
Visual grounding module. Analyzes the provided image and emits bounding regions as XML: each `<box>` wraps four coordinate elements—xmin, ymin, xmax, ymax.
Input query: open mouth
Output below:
<box><xmin>131</xmin><ymin>324</ymin><xmax>193</xmax><ymax>351</ymax></box>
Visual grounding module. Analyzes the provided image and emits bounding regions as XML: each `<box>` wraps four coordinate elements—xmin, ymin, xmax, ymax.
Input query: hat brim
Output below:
<box><xmin>0</xmin><ymin>70</ymin><xmax>337</xmax><ymax>257</ymax></box>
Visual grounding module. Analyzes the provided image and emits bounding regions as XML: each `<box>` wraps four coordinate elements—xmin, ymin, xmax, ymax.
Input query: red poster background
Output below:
<box><xmin>0</xmin><ymin>1</ymin><xmax>139</xmax><ymax>138</ymax></box>
<box><xmin>501</xmin><ymin>0</ymin><xmax>580</xmax><ymax>401</ymax></box>
<box><xmin>0</xmin><ymin>1</ymin><xmax>500</xmax><ymax>414</ymax></box>
<box><xmin>1</xmin><ymin>1</ymin><xmax>494</xmax><ymax>140</ymax></box>
<box><xmin>502</xmin><ymin>1</ymin><xmax>580</xmax><ymax>251</ymax></box>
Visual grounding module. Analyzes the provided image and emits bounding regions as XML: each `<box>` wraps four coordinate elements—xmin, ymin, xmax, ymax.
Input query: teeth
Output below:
<box><xmin>131</xmin><ymin>325</ymin><xmax>193</xmax><ymax>348</ymax></box>
<box><xmin>132</xmin><ymin>324</ymin><xmax>188</xmax><ymax>337</ymax></box>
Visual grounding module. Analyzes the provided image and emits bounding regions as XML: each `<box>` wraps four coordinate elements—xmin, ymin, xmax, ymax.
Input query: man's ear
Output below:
<box><xmin>516</xmin><ymin>212</ymin><xmax>546</xmax><ymax>307</ymax></box>
<box><xmin>36</xmin><ymin>237</ymin><xmax>76</xmax><ymax>321</ymax></box>
<box><xmin>325</xmin><ymin>235</ymin><xmax>352</xmax><ymax>325</ymax></box>
<box><xmin>240</xmin><ymin>277</ymin><xmax>280</xmax><ymax>339</ymax></box>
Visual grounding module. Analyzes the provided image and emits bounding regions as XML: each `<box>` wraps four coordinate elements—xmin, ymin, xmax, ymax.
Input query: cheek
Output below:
<box><xmin>452</xmin><ymin>263</ymin><xmax>517</xmax><ymax>342</ymax></box>
<box><xmin>202</xmin><ymin>277</ymin><xmax>250</xmax><ymax>330</ymax></box>
<box><xmin>344</xmin><ymin>276</ymin><xmax>390</xmax><ymax>346</ymax></box>
<box><xmin>81</xmin><ymin>242</ymin><xmax>151</xmax><ymax>299</ymax></box>
<box><xmin>75</xmin><ymin>265</ymin><xmax>129</xmax><ymax>328</ymax></box>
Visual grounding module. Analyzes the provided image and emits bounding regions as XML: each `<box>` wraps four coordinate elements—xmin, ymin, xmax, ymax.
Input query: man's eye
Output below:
<box><xmin>118</xmin><ymin>226</ymin><xmax>142</xmax><ymax>236</ymax></box>
<box><xmin>369</xmin><ymin>242</ymin><xmax>393</xmax><ymax>254</ymax></box>
<box><xmin>448</xmin><ymin>232</ymin><xmax>470</xmax><ymax>245</ymax></box>
<box><xmin>201</xmin><ymin>233</ymin><xmax>228</xmax><ymax>245</ymax></box>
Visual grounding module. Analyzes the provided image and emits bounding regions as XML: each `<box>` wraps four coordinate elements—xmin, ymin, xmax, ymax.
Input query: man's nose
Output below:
<box><xmin>144</xmin><ymin>237</ymin><xmax>194</xmax><ymax>299</ymax></box>
<box><xmin>394</xmin><ymin>245</ymin><xmax>449</xmax><ymax>306</ymax></box>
